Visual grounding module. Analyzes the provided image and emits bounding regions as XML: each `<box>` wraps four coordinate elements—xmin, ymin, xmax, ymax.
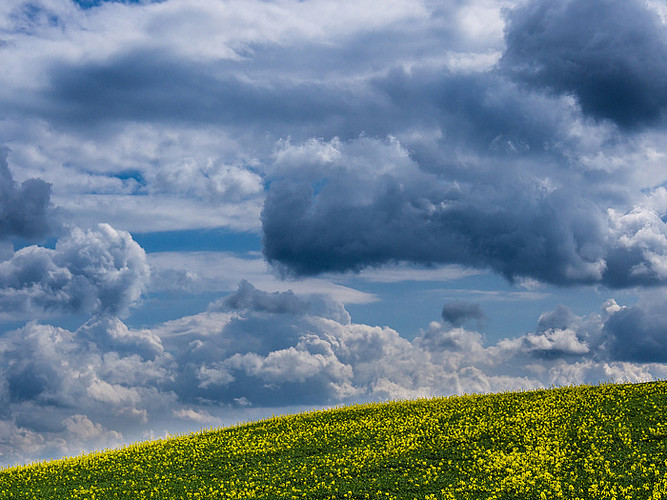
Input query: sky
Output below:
<box><xmin>1</xmin><ymin>0</ymin><xmax>667</xmax><ymax>467</ymax></box>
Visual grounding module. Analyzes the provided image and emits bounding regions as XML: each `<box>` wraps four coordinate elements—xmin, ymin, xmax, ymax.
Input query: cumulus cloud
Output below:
<box><xmin>172</xmin><ymin>408</ymin><xmax>222</xmax><ymax>425</ymax></box>
<box><xmin>262</xmin><ymin>135</ymin><xmax>667</xmax><ymax>288</ymax></box>
<box><xmin>0</xmin><ymin>223</ymin><xmax>149</xmax><ymax>318</ymax></box>
<box><xmin>76</xmin><ymin>316</ymin><xmax>163</xmax><ymax>360</ymax></box>
<box><xmin>135</xmin><ymin>283</ymin><xmax>667</xmax><ymax>408</ymax></box>
<box><xmin>152</xmin><ymin>160</ymin><xmax>262</xmax><ymax>204</ymax></box>
<box><xmin>496</xmin><ymin>327</ymin><xmax>590</xmax><ymax>360</ymax></box>
<box><xmin>212</xmin><ymin>279</ymin><xmax>351</xmax><ymax>324</ymax></box>
<box><xmin>0</xmin><ymin>318</ymin><xmax>173</xmax><ymax>465</ymax></box>
<box><xmin>502</xmin><ymin>0</ymin><xmax>667</xmax><ymax>128</ymax></box>
<box><xmin>218</xmin><ymin>279</ymin><xmax>312</xmax><ymax>315</ymax></box>
<box><xmin>536</xmin><ymin>305</ymin><xmax>579</xmax><ymax>333</ymax></box>
<box><xmin>0</xmin><ymin>148</ymin><xmax>52</xmax><ymax>242</ymax></box>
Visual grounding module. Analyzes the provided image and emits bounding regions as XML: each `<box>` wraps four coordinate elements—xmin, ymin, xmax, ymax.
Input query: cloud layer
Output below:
<box><xmin>2</xmin><ymin>281</ymin><xmax>667</xmax><ymax>466</ymax></box>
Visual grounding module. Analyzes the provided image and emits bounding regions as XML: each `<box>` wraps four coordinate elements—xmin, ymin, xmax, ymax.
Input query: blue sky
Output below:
<box><xmin>1</xmin><ymin>0</ymin><xmax>667</xmax><ymax>466</ymax></box>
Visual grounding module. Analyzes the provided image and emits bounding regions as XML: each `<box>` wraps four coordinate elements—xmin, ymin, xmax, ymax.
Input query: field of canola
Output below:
<box><xmin>2</xmin><ymin>381</ymin><xmax>667</xmax><ymax>499</ymax></box>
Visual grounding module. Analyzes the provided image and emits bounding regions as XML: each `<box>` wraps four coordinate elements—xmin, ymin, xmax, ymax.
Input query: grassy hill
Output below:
<box><xmin>2</xmin><ymin>381</ymin><xmax>667</xmax><ymax>499</ymax></box>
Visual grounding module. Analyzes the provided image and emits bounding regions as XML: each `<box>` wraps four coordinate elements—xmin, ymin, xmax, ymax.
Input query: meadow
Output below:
<box><xmin>1</xmin><ymin>380</ymin><xmax>667</xmax><ymax>499</ymax></box>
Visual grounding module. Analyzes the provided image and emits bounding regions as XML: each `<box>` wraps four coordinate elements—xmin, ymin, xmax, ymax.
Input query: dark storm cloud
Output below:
<box><xmin>371</xmin><ymin>67</ymin><xmax>568</xmax><ymax>154</ymax></box>
<box><xmin>501</xmin><ymin>0</ymin><xmax>667</xmax><ymax>128</ymax></box>
<box><xmin>441</xmin><ymin>301</ymin><xmax>486</xmax><ymax>328</ymax></box>
<box><xmin>8</xmin><ymin>2</ymin><xmax>468</xmax><ymax>140</ymax></box>
<box><xmin>262</xmin><ymin>135</ymin><xmax>667</xmax><ymax>287</ymax></box>
<box><xmin>603</xmin><ymin>300</ymin><xmax>667</xmax><ymax>362</ymax></box>
<box><xmin>30</xmin><ymin>41</ymin><xmax>563</xmax><ymax>146</ymax></box>
<box><xmin>263</xmin><ymin>172</ymin><xmax>667</xmax><ymax>288</ymax></box>
<box><xmin>33</xmin><ymin>51</ymin><xmax>374</xmax><ymax>135</ymax></box>
<box><xmin>256</xmin><ymin>0</ymin><xmax>667</xmax><ymax>289</ymax></box>
<box><xmin>0</xmin><ymin>148</ymin><xmax>52</xmax><ymax>241</ymax></box>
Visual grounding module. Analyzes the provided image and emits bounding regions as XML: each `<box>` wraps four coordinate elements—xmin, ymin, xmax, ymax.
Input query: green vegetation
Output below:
<box><xmin>2</xmin><ymin>381</ymin><xmax>667</xmax><ymax>499</ymax></box>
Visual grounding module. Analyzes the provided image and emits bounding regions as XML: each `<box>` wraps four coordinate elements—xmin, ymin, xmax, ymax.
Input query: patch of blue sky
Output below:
<box><xmin>13</xmin><ymin>236</ymin><xmax>58</xmax><ymax>251</ymax></box>
<box><xmin>126</xmin><ymin>290</ymin><xmax>223</xmax><ymax>328</ymax></box>
<box><xmin>0</xmin><ymin>313</ymin><xmax>91</xmax><ymax>339</ymax></box>
<box><xmin>73</xmin><ymin>168</ymin><xmax>147</xmax><ymax>195</ymax></box>
<box><xmin>0</xmin><ymin>320</ymin><xmax>34</xmax><ymax>338</ymax></box>
<box><xmin>312</xmin><ymin>178</ymin><xmax>329</xmax><ymax>195</ymax></box>
<box><xmin>132</xmin><ymin>228</ymin><xmax>261</xmax><ymax>253</ymax></box>
<box><xmin>72</xmin><ymin>0</ymin><xmax>150</xmax><ymax>9</ymax></box>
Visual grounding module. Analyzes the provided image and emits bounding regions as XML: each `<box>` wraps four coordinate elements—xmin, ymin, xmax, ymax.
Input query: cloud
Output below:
<box><xmin>605</xmin><ymin>204</ymin><xmax>667</xmax><ymax>286</ymax></box>
<box><xmin>76</xmin><ymin>316</ymin><xmax>163</xmax><ymax>361</ymax></box>
<box><xmin>218</xmin><ymin>279</ymin><xmax>313</xmax><ymax>315</ymax></box>
<box><xmin>0</xmin><ymin>148</ymin><xmax>52</xmax><ymax>242</ymax></box>
<box><xmin>441</xmin><ymin>300</ymin><xmax>487</xmax><ymax>328</ymax></box>
<box><xmin>262</xmin><ymin>135</ymin><xmax>667</xmax><ymax>288</ymax></box>
<box><xmin>536</xmin><ymin>305</ymin><xmax>578</xmax><ymax>333</ymax></box>
<box><xmin>602</xmin><ymin>293</ymin><xmax>667</xmax><ymax>362</ymax></box>
<box><xmin>0</xmin><ymin>0</ymin><xmax>514</xmax><ymax>155</ymax></box>
<box><xmin>172</xmin><ymin>408</ymin><xmax>221</xmax><ymax>425</ymax></box>
<box><xmin>212</xmin><ymin>279</ymin><xmax>351</xmax><ymax>324</ymax></box>
<box><xmin>0</xmin><ymin>223</ymin><xmax>149</xmax><ymax>318</ymax></box>
<box><xmin>8</xmin><ymin>0</ymin><xmax>422</xmax><ymax>136</ymax></box>
<box><xmin>501</xmin><ymin>0</ymin><xmax>667</xmax><ymax>128</ymax></box>
<box><xmin>0</xmin><ymin>318</ymin><xmax>174</xmax><ymax>465</ymax></box>
<box><xmin>496</xmin><ymin>327</ymin><xmax>590</xmax><ymax>361</ymax></box>
<box><xmin>156</xmin><ymin>283</ymin><xmax>667</xmax><ymax>409</ymax></box>
<box><xmin>0</xmin><ymin>122</ymin><xmax>266</xmax><ymax>233</ymax></box>
<box><xmin>152</xmin><ymin>160</ymin><xmax>262</xmax><ymax>204</ymax></box>
<box><xmin>41</xmin><ymin>52</ymin><xmax>329</xmax><ymax>129</ymax></box>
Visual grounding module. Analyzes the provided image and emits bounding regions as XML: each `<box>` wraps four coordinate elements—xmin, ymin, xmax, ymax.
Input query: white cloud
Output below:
<box><xmin>172</xmin><ymin>408</ymin><xmax>222</xmax><ymax>425</ymax></box>
<box><xmin>496</xmin><ymin>328</ymin><xmax>589</xmax><ymax>357</ymax></box>
<box><xmin>77</xmin><ymin>316</ymin><xmax>163</xmax><ymax>360</ymax></box>
<box><xmin>0</xmin><ymin>223</ymin><xmax>149</xmax><ymax>318</ymax></box>
<box><xmin>609</xmin><ymin>203</ymin><xmax>667</xmax><ymax>281</ymax></box>
<box><xmin>196</xmin><ymin>364</ymin><xmax>235</xmax><ymax>389</ymax></box>
<box><xmin>57</xmin><ymin>194</ymin><xmax>263</xmax><ymax>233</ymax></box>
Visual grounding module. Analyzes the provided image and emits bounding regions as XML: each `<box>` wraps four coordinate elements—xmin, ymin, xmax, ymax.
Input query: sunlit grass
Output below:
<box><xmin>2</xmin><ymin>380</ymin><xmax>667</xmax><ymax>499</ymax></box>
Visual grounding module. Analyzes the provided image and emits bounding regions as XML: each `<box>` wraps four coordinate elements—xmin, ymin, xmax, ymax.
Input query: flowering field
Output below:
<box><xmin>2</xmin><ymin>381</ymin><xmax>667</xmax><ymax>499</ymax></box>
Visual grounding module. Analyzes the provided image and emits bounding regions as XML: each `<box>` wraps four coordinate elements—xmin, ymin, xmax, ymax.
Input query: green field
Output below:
<box><xmin>2</xmin><ymin>381</ymin><xmax>667</xmax><ymax>499</ymax></box>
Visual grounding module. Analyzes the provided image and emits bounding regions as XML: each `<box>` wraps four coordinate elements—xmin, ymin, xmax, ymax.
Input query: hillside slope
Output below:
<box><xmin>2</xmin><ymin>381</ymin><xmax>667</xmax><ymax>499</ymax></box>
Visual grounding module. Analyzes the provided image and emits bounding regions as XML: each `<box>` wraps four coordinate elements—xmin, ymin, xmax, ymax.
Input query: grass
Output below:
<box><xmin>2</xmin><ymin>380</ymin><xmax>667</xmax><ymax>499</ymax></box>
